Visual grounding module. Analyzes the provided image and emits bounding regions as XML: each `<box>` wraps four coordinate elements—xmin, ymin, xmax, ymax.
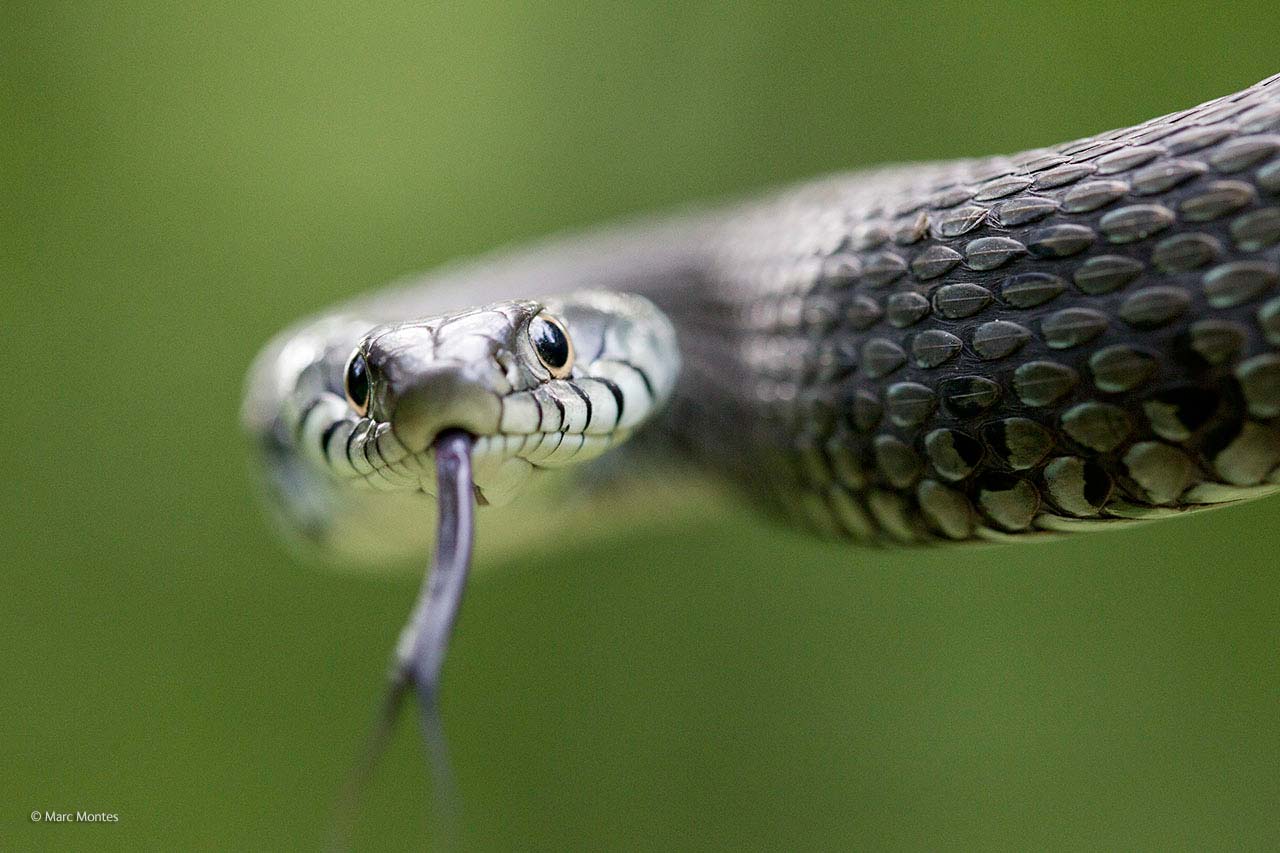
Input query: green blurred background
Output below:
<box><xmin>4</xmin><ymin>2</ymin><xmax>1280</xmax><ymax>849</ymax></box>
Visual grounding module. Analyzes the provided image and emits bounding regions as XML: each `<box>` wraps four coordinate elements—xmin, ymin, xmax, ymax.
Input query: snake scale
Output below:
<box><xmin>674</xmin><ymin>74</ymin><xmax>1280</xmax><ymax>543</ymax></box>
<box><xmin>244</xmin><ymin>74</ymin><xmax>1280</xmax><ymax>808</ymax></box>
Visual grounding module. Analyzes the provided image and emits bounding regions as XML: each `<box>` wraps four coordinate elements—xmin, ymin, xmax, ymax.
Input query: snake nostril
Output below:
<box><xmin>494</xmin><ymin>351</ymin><xmax>518</xmax><ymax>383</ymax></box>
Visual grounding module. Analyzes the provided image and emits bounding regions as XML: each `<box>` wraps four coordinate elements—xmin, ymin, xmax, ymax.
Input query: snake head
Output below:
<box><xmin>319</xmin><ymin>291</ymin><xmax>679</xmax><ymax>505</ymax></box>
<box><xmin>244</xmin><ymin>290</ymin><xmax>678</xmax><ymax>563</ymax></box>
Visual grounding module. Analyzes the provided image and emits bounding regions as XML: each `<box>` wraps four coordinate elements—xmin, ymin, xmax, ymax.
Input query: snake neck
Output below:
<box><xmin>645</xmin><ymin>74</ymin><xmax>1280</xmax><ymax>543</ymax></box>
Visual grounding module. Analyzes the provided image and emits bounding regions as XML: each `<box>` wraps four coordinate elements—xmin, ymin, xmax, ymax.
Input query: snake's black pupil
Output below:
<box><xmin>345</xmin><ymin>352</ymin><xmax>370</xmax><ymax>410</ymax></box>
<box><xmin>531</xmin><ymin>316</ymin><xmax>570</xmax><ymax>370</ymax></box>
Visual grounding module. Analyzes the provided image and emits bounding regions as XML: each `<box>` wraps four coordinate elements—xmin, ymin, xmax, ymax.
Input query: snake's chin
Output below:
<box><xmin>440</xmin><ymin>439</ymin><xmax>532</xmax><ymax>507</ymax></box>
<box><xmin>419</xmin><ymin>431</ymin><xmax>614</xmax><ymax>506</ymax></box>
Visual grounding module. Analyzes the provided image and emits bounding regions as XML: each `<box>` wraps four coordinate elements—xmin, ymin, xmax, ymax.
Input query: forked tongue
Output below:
<box><xmin>334</xmin><ymin>429</ymin><xmax>476</xmax><ymax>850</ymax></box>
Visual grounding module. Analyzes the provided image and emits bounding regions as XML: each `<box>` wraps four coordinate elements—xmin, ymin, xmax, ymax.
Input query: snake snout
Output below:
<box><xmin>381</xmin><ymin>362</ymin><xmax>504</xmax><ymax>452</ymax></box>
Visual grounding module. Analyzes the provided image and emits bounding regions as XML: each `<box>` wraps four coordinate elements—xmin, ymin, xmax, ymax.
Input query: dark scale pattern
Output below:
<box><xmin>691</xmin><ymin>73</ymin><xmax>1280</xmax><ymax>543</ymax></box>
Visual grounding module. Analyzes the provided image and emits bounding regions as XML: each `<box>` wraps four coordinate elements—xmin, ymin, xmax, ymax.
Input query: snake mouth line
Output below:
<box><xmin>335</xmin><ymin>405</ymin><xmax>631</xmax><ymax>503</ymax></box>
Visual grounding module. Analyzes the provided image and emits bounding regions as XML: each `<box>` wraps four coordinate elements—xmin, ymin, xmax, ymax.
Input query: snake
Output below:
<box><xmin>242</xmin><ymin>74</ymin><xmax>1280</xmax><ymax>813</ymax></box>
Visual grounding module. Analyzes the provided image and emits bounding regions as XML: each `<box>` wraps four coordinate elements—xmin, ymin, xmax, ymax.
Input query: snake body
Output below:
<box><xmin>245</xmin><ymin>75</ymin><xmax>1280</xmax><ymax>813</ymax></box>
<box><xmin>246</xmin><ymin>74</ymin><xmax>1280</xmax><ymax>560</ymax></box>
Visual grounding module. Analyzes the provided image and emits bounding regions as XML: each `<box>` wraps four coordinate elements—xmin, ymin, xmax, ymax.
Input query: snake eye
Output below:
<box><xmin>344</xmin><ymin>350</ymin><xmax>370</xmax><ymax>416</ymax></box>
<box><xmin>529</xmin><ymin>313</ymin><xmax>574</xmax><ymax>378</ymax></box>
